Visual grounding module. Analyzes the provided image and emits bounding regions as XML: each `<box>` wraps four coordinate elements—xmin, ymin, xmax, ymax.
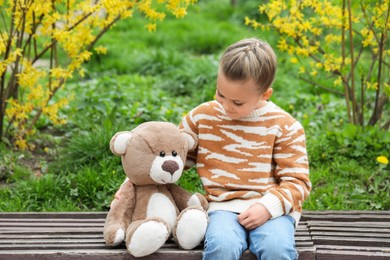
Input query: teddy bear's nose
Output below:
<box><xmin>162</xmin><ymin>160</ymin><xmax>179</xmax><ymax>175</ymax></box>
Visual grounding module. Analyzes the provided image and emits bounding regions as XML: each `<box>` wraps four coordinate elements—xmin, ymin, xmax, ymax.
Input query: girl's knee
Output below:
<box><xmin>203</xmin><ymin>233</ymin><xmax>245</xmax><ymax>260</ymax></box>
<box><xmin>249</xmin><ymin>216</ymin><xmax>297</xmax><ymax>260</ymax></box>
<box><xmin>251</xmin><ymin>235</ymin><xmax>297</xmax><ymax>260</ymax></box>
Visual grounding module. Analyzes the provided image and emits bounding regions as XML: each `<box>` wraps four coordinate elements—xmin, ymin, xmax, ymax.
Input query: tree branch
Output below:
<box><xmin>299</xmin><ymin>76</ymin><xmax>344</xmax><ymax>96</ymax></box>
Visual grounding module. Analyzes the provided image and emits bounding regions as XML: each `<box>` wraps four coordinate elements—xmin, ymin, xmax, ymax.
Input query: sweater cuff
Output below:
<box><xmin>258</xmin><ymin>193</ymin><xmax>284</xmax><ymax>219</ymax></box>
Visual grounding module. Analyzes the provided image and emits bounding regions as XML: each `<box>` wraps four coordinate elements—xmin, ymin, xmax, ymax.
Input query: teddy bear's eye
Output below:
<box><xmin>159</xmin><ymin>151</ymin><xmax>166</xmax><ymax>157</ymax></box>
<box><xmin>172</xmin><ymin>151</ymin><xmax>177</xmax><ymax>157</ymax></box>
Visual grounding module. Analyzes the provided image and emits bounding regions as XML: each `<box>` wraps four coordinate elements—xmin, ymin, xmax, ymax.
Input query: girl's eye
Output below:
<box><xmin>234</xmin><ymin>102</ymin><xmax>244</xmax><ymax>106</ymax></box>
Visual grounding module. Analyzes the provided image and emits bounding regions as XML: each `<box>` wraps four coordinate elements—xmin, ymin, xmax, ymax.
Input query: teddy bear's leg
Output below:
<box><xmin>125</xmin><ymin>218</ymin><xmax>170</xmax><ymax>257</ymax></box>
<box><xmin>173</xmin><ymin>206</ymin><xmax>208</xmax><ymax>250</ymax></box>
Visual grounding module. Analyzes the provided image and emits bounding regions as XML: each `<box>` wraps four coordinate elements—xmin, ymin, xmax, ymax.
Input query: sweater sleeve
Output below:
<box><xmin>258</xmin><ymin>120</ymin><xmax>311</xmax><ymax>218</ymax></box>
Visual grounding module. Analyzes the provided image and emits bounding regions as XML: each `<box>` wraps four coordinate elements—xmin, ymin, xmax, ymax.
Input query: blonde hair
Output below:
<box><xmin>219</xmin><ymin>38</ymin><xmax>277</xmax><ymax>93</ymax></box>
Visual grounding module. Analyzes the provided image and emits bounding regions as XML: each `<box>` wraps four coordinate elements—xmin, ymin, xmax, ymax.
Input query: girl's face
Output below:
<box><xmin>215</xmin><ymin>72</ymin><xmax>272</xmax><ymax>120</ymax></box>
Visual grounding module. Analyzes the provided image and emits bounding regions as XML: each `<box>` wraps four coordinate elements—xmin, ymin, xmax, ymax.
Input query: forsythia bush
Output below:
<box><xmin>247</xmin><ymin>0</ymin><xmax>389</xmax><ymax>128</ymax></box>
<box><xmin>0</xmin><ymin>0</ymin><xmax>196</xmax><ymax>150</ymax></box>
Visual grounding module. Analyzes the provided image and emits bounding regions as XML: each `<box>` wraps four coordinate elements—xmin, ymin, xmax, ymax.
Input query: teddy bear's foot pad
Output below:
<box><xmin>128</xmin><ymin>221</ymin><xmax>169</xmax><ymax>257</ymax></box>
<box><xmin>175</xmin><ymin>208</ymin><xmax>208</xmax><ymax>250</ymax></box>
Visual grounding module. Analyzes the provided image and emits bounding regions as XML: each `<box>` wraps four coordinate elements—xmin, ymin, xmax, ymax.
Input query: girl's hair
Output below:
<box><xmin>219</xmin><ymin>38</ymin><xmax>277</xmax><ymax>93</ymax></box>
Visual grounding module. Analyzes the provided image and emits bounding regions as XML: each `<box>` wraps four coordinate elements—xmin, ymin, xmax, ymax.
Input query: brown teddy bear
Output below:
<box><xmin>103</xmin><ymin>121</ymin><xmax>208</xmax><ymax>257</ymax></box>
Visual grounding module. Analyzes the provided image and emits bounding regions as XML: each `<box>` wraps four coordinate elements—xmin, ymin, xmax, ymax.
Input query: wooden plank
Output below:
<box><xmin>307</xmin><ymin>221</ymin><xmax>390</xmax><ymax>227</ymax></box>
<box><xmin>311</xmin><ymin>236</ymin><xmax>390</xmax><ymax>247</ymax></box>
<box><xmin>0</xmin><ymin>218</ymin><xmax>105</xmax><ymax>223</ymax></box>
<box><xmin>316</xmin><ymin>250</ymin><xmax>390</xmax><ymax>260</ymax></box>
<box><xmin>0</xmin><ymin>222</ymin><xmax>104</xmax><ymax>228</ymax></box>
<box><xmin>0</xmin><ymin>212</ymin><xmax>107</xmax><ymax>219</ymax></box>
<box><xmin>0</xmin><ymin>249</ymin><xmax>204</xmax><ymax>260</ymax></box>
<box><xmin>316</xmin><ymin>245</ymin><xmax>390</xmax><ymax>253</ymax></box>
<box><xmin>0</xmin><ymin>234</ymin><xmax>102</xmax><ymax>239</ymax></box>
<box><xmin>0</xmin><ymin>249</ymin><xmax>314</xmax><ymax>260</ymax></box>
<box><xmin>310</xmin><ymin>231</ymin><xmax>390</xmax><ymax>238</ymax></box>
<box><xmin>302</xmin><ymin>211</ymin><xmax>390</xmax><ymax>222</ymax></box>
<box><xmin>309</xmin><ymin>226</ymin><xmax>390</xmax><ymax>233</ymax></box>
<box><xmin>0</xmin><ymin>228</ymin><xmax>103</xmax><ymax>233</ymax></box>
<box><xmin>302</xmin><ymin>210</ymin><xmax>390</xmax><ymax>216</ymax></box>
<box><xmin>3</xmin><ymin>238</ymin><xmax>105</xmax><ymax>244</ymax></box>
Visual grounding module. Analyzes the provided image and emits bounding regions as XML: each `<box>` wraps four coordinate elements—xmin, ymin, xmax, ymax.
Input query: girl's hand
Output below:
<box><xmin>237</xmin><ymin>203</ymin><xmax>271</xmax><ymax>230</ymax></box>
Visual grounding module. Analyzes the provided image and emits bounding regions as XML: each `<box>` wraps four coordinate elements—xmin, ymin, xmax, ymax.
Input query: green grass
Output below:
<box><xmin>1</xmin><ymin>0</ymin><xmax>389</xmax><ymax>212</ymax></box>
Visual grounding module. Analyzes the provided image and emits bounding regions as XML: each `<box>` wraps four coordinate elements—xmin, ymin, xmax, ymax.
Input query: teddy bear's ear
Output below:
<box><xmin>110</xmin><ymin>131</ymin><xmax>133</xmax><ymax>155</ymax></box>
<box><xmin>180</xmin><ymin>130</ymin><xmax>198</xmax><ymax>151</ymax></box>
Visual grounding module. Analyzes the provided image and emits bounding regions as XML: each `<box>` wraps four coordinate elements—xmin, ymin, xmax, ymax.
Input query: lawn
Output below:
<box><xmin>0</xmin><ymin>0</ymin><xmax>389</xmax><ymax>212</ymax></box>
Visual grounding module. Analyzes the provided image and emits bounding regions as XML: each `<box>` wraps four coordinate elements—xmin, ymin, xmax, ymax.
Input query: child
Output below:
<box><xmin>113</xmin><ymin>38</ymin><xmax>311</xmax><ymax>260</ymax></box>
<box><xmin>178</xmin><ymin>38</ymin><xmax>311</xmax><ymax>260</ymax></box>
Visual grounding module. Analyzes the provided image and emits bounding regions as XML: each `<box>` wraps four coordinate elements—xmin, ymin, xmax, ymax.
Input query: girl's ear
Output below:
<box><xmin>110</xmin><ymin>131</ymin><xmax>133</xmax><ymax>155</ymax></box>
<box><xmin>262</xmin><ymin>88</ymin><xmax>273</xmax><ymax>100</ymax></box>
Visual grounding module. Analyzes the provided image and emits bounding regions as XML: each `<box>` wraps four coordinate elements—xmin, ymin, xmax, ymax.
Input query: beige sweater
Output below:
<box><xmin>179</xmin><ymin>100</ymin><xmax>311</xmax><ymax>225</ymax></box>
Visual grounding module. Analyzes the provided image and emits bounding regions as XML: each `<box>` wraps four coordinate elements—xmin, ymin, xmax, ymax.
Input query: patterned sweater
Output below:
<box><xmin>179</xmin><ymin>100</ymin><xmax>311</xmax><ymax>225</ymax></box>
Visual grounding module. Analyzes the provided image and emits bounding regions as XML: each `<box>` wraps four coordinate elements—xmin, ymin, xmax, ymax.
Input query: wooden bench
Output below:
<box><xmin>0</xmin><ymin>210</ymin><xmax>389</xmax><ymax>259</ymax></box>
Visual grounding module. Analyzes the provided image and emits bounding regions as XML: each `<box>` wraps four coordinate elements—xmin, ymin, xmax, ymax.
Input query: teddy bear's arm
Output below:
<box><xmin>167</xmin><ymin>184</ymin><xmax>208</xmax><ymax>211</ymax></box>
<box><xmin>104</xmin><ymin>180</ymin><xmax>136</xmax><ymax>246</ymax></box>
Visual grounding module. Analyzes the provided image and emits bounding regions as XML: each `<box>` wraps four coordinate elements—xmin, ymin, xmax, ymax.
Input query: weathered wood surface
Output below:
<box><xmin>0</xmin><ymin>211</ymin><xmax>389</xmax><ymax>259</ymax></box>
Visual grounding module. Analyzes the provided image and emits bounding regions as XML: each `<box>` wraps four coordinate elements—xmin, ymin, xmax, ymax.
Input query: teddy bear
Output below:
<box><xmin>103</xmin><ymin>121</ymin><xmax>209</xmax><ymax>257</ymax></box>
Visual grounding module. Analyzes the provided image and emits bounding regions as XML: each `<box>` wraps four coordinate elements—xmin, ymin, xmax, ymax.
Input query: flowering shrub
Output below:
<box><xmin>0</xmin><ymin>0</ymin><xmax>196</xmax><ymax>150</ymax></box>
<box><xmin>246</xmin><ymin>0</ymin><xmax>389</xmax><ymax>128</ymax></box>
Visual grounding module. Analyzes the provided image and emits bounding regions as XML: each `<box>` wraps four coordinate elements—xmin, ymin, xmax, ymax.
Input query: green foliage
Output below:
<box><xmin>304</xmin><ymin>159</ymin><xmax>390</xmax><ymax>210</ymax></box>
<box><xmin>0</xmin><ymin>0</ymin><xmax>389</xmax><ymax>212</ymax></box>
<box><xmin>308</xmin><ymin>124</ymin><xmax>390</xmax><ymax>168</ymax></box>
<box><xmin>0</xmin><ymin>151</ymin><xmax>32</xmax><ymax>183</ymax></box>
<box><xmin>178</xmin><ymin>168</ymin><xmax>205</xmax><ymax>194</ymax></box>
<box><xmin>65</xmin><ymin>74</ymin><xmax>197</xmax><ymax>131</ymax></box>
<box><xmin>0</xmin><ymin>151</ymin><xmax>124</xmax><ymax>211</ymax></box>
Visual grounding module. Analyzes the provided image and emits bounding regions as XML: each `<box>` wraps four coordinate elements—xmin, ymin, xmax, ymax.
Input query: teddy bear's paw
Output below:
<box><xmin>188</xmin><ymin>194</ymin><xmax>202</xmax><ymax>207</ymax></box>
<box><xmin>127</xmin><ymin>220</ymin><xmax>169</xmax><ymax>257</ymax></box>
<box><xmin>104</xmin><ymin>225</ymin><xmax>125</xmax><ymax>247</ymax></box>
<box><xmin>188</xmin><ymin>193</ymin><xmax>208</xmax><ymax>210</ymax></box>
<box><xmin>175</xmin><ymin>208</ymin><xmax>208</xmax><ymax>250</ymax></box>
<box><xmin>113</xmin><ymin>228</ymin><xmax>125</xmax><ymax>246</ymax></box>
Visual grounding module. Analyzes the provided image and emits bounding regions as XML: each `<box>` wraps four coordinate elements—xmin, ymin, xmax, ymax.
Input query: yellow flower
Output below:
<box><xmin>95</xmin><ymin>46</ymin><xmax>107</xmax><ymax>55</ymax></box>
<box><xmin>333</xmin><ymin>77</ymin><xmax>342</xmax><ymax>86</ymax></box>
<box><xmin>367</xmin><ymin>82</ymin><xmax>379</xmax><ymax>90</ymax></box>
<box><xmin>377</xmin><ymin>156</ymin><xmax>389</xmax><ymax>165</ymax></box>
<box><xmin>146</xmin><ymin>23</ymin><xmax>156</xmax><ymax>32</ymax></box>
<box><xmin>244</xmin><ymin>16</ymin><xmax>251</xmax><ymax>26</ymax></box>
<box><xmin>290</xmin><ymin>57</ymin><xmax>298</xmax><ymax>64</ymax></box>
<box><xmin>15</xmin><ymin>139</ymin><xmax>28</xmax><ymax>151</ymax></box>
<box><xmin>174</xmin><ymin>7</ymin><xmax>187</xmax><ymax>18</ymax></box>
<box><xmin>277</xmin><ymin>38</ymin><xmax>288</xmax><ymax>51</ymax></box>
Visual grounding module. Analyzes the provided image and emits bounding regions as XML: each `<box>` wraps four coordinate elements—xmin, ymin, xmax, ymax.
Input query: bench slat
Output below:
<box><xmin>316</xmin><ymin>250</ymin><xmax>390</xmax><ymax>260</ymax></box>
<box><xmin>310</xmin><ymin>231</ymin><xmax>390</xmax><ymax>238</ymax></box>
<box><xmin>309</xmin><ymin>226</ymin><xmax>390</xmax><ymax>233</ymax></box>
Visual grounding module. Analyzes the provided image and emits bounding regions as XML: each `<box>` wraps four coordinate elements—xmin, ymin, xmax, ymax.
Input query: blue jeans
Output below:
<box><xmin>203</xmin><ymin>210</ymin><xmax>298</xmax><ymax>260</ymax></box>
